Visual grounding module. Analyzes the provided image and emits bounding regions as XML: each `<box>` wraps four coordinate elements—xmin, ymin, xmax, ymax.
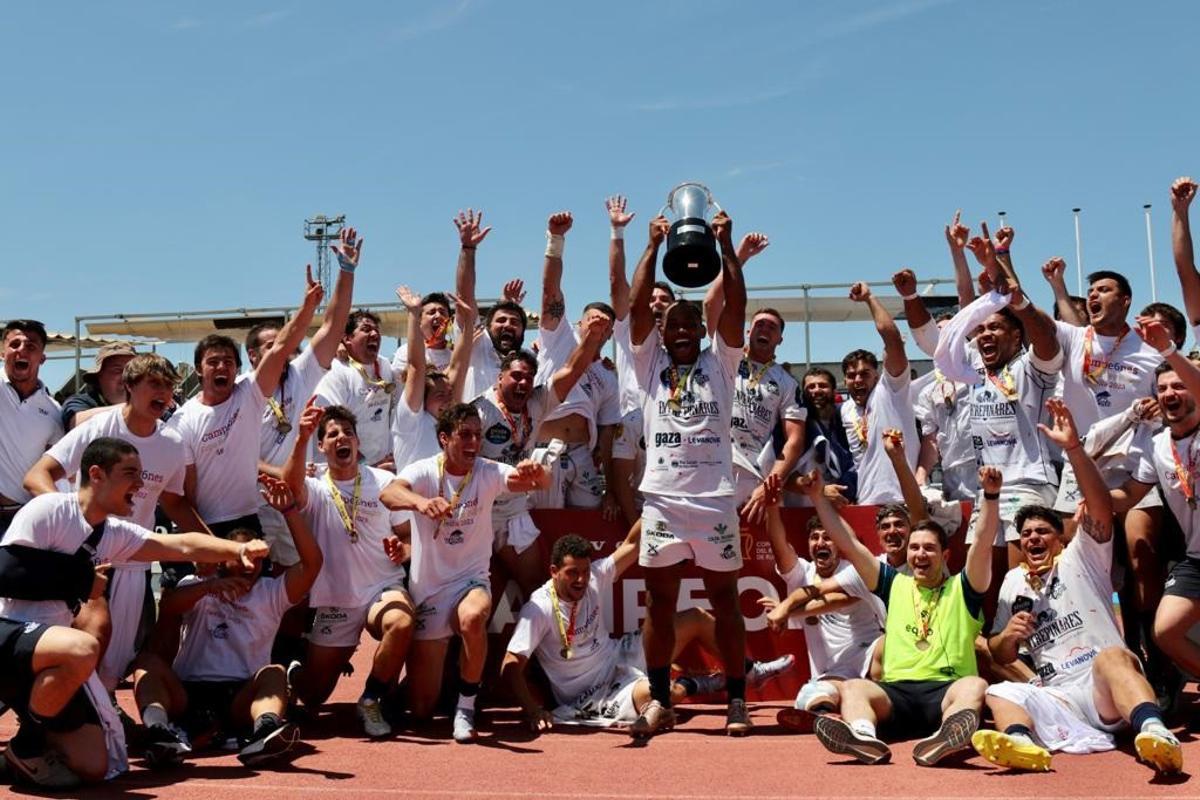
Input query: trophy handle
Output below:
<box><xmin>657</xmin><ymin>203</ymin><xmax>670</xmax><ymax>219</ymax></box>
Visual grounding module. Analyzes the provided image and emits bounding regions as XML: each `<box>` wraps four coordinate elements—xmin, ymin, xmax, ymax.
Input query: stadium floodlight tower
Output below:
<box><xmin>304</xmin><ymin>213</ymin><xmax>346</xmax><ymax>299</ymax></box>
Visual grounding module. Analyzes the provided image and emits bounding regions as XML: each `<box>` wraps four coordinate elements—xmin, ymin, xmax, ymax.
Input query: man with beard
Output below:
<box><xmin>535</xmin><ymin>210</ymin><xmax>622</xmax><ymax>510</ymax></box>
<box><xmin>61</xmin><ymin>343</ymin><xmax>137</xmax><ymax>430</ymax></box>
<box><xmin>503</xmin><ymin>533</ymin><xmax>793</xmax><ymax>732</ymax></box>
<box><xmin>0</xmin><ymin>437</ymin><xmax>268</xmax><ymax>786</ymax></box>
<box><xmin>789</xmin><ymin>366</ymin><xmax>857</xmax><ymax>506</ymax></box>
<box><xmin>382</xmin><ymin>403</ymin><xmax>551</xmax><ymax>742</ymax></box>
<box><xmin>972</xmin><ymin>397</ymin><xmax>1181</xmax><ymax>775</ymax></box>
<box><xmin>0</xmin><ymin>321</ymin><xmax>64</xmax><ymax>533</ymax></box>
<box><xmin>626</xmin><ymin>210</ymin><xmax>752</xmax><ymax>737</ymax></box>
<box><xmin>838</xmin><ymin>282</ymin><xmax>918</xmax><ymax>506</ymax></box>
<box><xmin>174</xmin><ymin>271</ymin><xmax>322</xmax><ymax>538</ymax></box>
<box><xmin>474</xmin><ymin>317</ymin><xmax>609</xmax><ymax>594</ymax></box>
<box><xmin>933</xmin><ymin>251</ymin><xmax>1062</xmax><ymax>569</ymax></box>
<box><xmin>313</xmin><ymin>309</ymin><xmax>397</xmax><ymax>470</ymax></box>
<box><xmin>282</xmin><ymin>402</ymin><xmax>414</xmax><ymax>740</ymax></box>
<box><xmin>452</xmin><ymin>208</ymin><xmax>532</xmax><ymax>401</ymax></box>
<box><xmin>249</xmin><ymin>229</ymin><xmax>357</xmax><ymax>566</ymax></box>
<box><xmin>761</xmin><ymin>511</ymin><xmax>885</xmax><ymax>728</ymax></box>
<box><xmin>25</xmin><ymin>355</ymin><xmax>209</xmax><ymax>695</ymax></box>
<box><xmin>1115</xmin><ymin>319</ymin><xmax>1200</xmax><ymax>705</ymax></box>
<box><xmin>792</xmin><ymin>465</ymin><xmax>997</xmax><ymax>766</ymax></box>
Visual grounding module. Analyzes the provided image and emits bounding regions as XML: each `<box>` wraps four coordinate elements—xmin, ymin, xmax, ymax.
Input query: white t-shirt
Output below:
<box><xmin>392</xmin><ymin>340</ymin><xmax>452</xmax><ymax>377</ymax></box>
<box><xmin>611</xmin><ymin>408</ymin><xmax>646</xmax><ymax>505</ymax></box>
<box><xmin>840</xmin><ymin>370</ymin><xmax>918</xmax><ymax>505</ymax></box>
<box><xmin>0</xmin><ymin>375</ymin><xmax>63</xmax><ymax>504</ymax></box>
<box><xmin>258</xmin><ymin>349</ymin><xmax>328</xmax><ymax>467</ymax></box>
<box><xmin>314</xmin><ymin>357</ymin><xmax>397</xmax><ymax>466</ymax></box>
<box><xmin>399</xmin><ymin>455</ymin><xmax>514</xmax><ymax>603</ymax></box>
<box><xmin>535</xmin><ymin>323</ymin><xmax>622</xmax><ymax>451</ymax></box>
<box><xmin>174</xmin><ymin>376</ymin><xmax>267</xmax><ymax>524</ymax></box>
<box><xmin>301</xmin><ymin>466</ymin><xmax>408</xmax><ymax>608</ymax></box>
<box><xmin>0</xmin><ymin>493</ymin><xmax>149</xmax><ymax>627</ymax></box>
<box><xmin>475</xmin><ymin>386</ymin><xmax>557</xmax><ymax>521</ymax></box>
<box><xmin>914</xmin><ymin>375</ymin><xmax>974</xmax><ymax>474</ymax></box>
<box><xmin>1055</xmin><ymin>321</ymin><xmax>1160</xmax><ymax>436</ymax></box>
<box><xmin>508</xmin><ymin>555</ymin><xmax>620</xmax><ymax>706</ymax></box>
<box><xmin>391</xmin><ymin>401</ymin><xmax>442</xmax><ymax>476</ymax></box>
<box><xmin>47</xmin><ymin>408</ymin><xmax>186</xmax><ymax>531</ymax></box>
<box><xmin>632</xmin><ymin>328</ymin><xmax>741</xmax><ymax>498</ymax></box>
<box><xmin>612</xmin><ymin>316</ymin><xmax>642</xmax><ymax>416</ymax></box>
<box><xmin>461</xmin><ymin>319</ymin><xmax>506</xmax><ymax>403</ymax></box>
<box><xmin>992</xmin><ymin>528</ymin><xmax>1123</xmax><ymax>688</ymax></box>
<box><xmin>1135</xmin><ymin>427</ymin><xmax>1200</xmax><ymax>558</ymax></box>
<box><xmin>172</xmin><ymin>574</ymin><xmax>294</xmax><ymax>682</ymax></box>
<box><xmin>732</xmin><ymin>359</ymin><xmax>806</xmax><ymax>478</ymax></box>
<box><xmin>781</xmin><ymin>558</ymin><xmax>884</xmax><ymax>680</ymax></box>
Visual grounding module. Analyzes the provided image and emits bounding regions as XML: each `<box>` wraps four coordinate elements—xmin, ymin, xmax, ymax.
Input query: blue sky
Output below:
<box><xmin>5</xmin><ymin>0</ymin><xmax>1199</xmax><ymax>385</ymax></box>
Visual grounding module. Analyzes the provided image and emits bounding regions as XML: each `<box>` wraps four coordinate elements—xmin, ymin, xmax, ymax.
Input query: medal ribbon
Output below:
<box><xmin>848</xmin><ymin>403</ymin><xmax>868</xmax><ymax>444</ymax></box>
<box><xmin>1170</xmin><ymin>435</ymin><xmax>1198</xmax><ymax>506</ymax></box>
<box><xmin>495</xmin><ymin>396</ymin><xmax>532</xmax><ymax>451</ymax></box>
<box><xmin>911</xmin><ymin>582</ymin><xmax>944</xmax><ymax>644</ymax></box>
<box><xmin>349</xmin><ymin>357</ymin><xmax>395</xmax><ymax>393</ymax></box>
<box><xmin>435</xmin><ymin>454</ymin><xmax>475</xmax><ymax>537</ymax></box>
<box><xmin>668</xmin><ymin>362</ymin><xmax>695</xmax><ymax>409</ymax></box>
<box><xmin>266</xmin><ymin>397</ymin><xmax>290</xmax><ymax>430</ymax></box>
<box><xmin>548</xmin><ymin>579</ymin><xmax>578</xmax><ymax>659</ymax></box>
<box><xmin>986</xmin><ymin>364</ymin><xmax>1019</xmax><ymax>402</ymax></box>
<box><xmin>324</xmin><ymin>469</ymin><xmax>362</xmax><ymax>542</ymax></box>
<box><xmin>740</xmin><ymin>356</ymin><xmax>773</xmax><ymax>390</ymax></box>
<box><xmin>1021</xmin><ymin>554</ymin><xmax>1061</xmax><ymax>591</ymax></box>
<box><xmin>934</xmin><ymin>369</ymin><xmax>956</xmax><ymax>409</ymax></box>
<box><xmin>1081</xmin><ymin>326</ymin><xmax>1127</xmax><ymax>385</ymax></box>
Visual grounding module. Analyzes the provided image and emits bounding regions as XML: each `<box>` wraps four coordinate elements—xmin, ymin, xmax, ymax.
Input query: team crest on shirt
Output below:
<box><xmin>765</xmin><ymin>379</ymin><xmax>779</xmax><ymax>395</ymax></box>
<box><xmin>212</xmin><ymin>622</ymin><xmax>230</xmax><ymax>640</ymax></box>
<box><xmin>1048</xmin><ymin>576</ymin><xmax>1065</xmax><ymax>599</ymax></box>
<box><xmin>446</xmin><ymin>529</ymin><xmax>465</xmax><ymax>545</ymax></box>
<box><xmin>1095</xmin><ymin>390</ymin><xmax>1111</xmax><ymax>408</ymax></box>
<box><xmin>485</xmin><ymin>423</ymin><xmax>511</xmax><ymax>444</ymax></box>
<box><xmin>692</xmin><ymin>369</ymin><xmax>709</xmax><ymax>387</ymax></box>
<box><xmin>720</xmin><ymin>544</ymin><xmax>737</xmax><ymax>560</ymax></box>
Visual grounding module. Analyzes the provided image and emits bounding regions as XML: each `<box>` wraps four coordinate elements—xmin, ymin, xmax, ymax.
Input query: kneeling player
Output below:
<box><xmin>132</xmin><ymin>475</ymin><xmax>321</xmax><ymax>766</ymax></box>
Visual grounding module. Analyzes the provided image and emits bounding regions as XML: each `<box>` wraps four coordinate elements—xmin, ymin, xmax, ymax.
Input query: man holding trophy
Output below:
<box><xmin>628</xmin><ymin>184</ymin><xmax>752</xmax><ymax>737</ymax></box>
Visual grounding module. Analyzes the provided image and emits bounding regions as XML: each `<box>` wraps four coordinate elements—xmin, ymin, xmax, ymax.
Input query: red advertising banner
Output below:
<box><xmin>486</xmin><ymin>505</ymin><xmax>970</xmax><ymax>703</ymax></box>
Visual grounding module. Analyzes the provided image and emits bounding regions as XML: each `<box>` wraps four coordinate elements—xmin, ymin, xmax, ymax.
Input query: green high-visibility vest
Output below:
<box><xmin>882</xmin><ymin>572</ymin><xmax>983</xmax><ymax>683</ymax></box>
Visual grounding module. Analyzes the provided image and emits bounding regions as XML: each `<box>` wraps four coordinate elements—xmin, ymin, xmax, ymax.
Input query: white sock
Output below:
<box><xmin>850</xmin><ymin>719</ymin><xmax>876</xmax><ymax>738</ymax></box>
<box><xmin>142</xmin><ymin>703</ymin><xmax>170</xmax><ymax>729</ymax></box>
<box><xmin>457</xmin><ymin>694</ymin><xmax>476</xmax><ymax>711</ymax></box>
<box><xmin>1006</xmin><ymin>731</ymin><xmax>1034</xmax><ymax>746</ymax></box>
<box><xmin>1141</xmin><ymin>719</ymin><xmax>1174</xmax><ymax>739</ymax></box>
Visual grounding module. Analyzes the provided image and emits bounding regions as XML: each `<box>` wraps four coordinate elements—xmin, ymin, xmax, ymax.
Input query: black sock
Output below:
<box><xmin>361</xmin><ymin>674</ymin><xmax>389</xmax><ymax>702</ymax></box>
<box><xmin>648</xmin><ymin>666</ymin><xmax>672</xmax><ymax>706</ymax></box>
<box><xmin>1129</xmin><ymin>701</ymin><xmax>1163</xmax><ymax>732</ymax></box>
<box><xmin>10</xmin><ymin>719</ymin><xmax>46</xmax><ymax>757</ymax></box>
<box><xmin>743</xmin><ymin>656</ymin><xmax>755</xmax><ymax>673</ymax></box>
<box><xmin>675</xmin><ymin>676</ymin><xmax>699</xmax><ymax>697</ymax></box>
<box><xmin>726</xmin><ymin>676</ymin><xmax>746</xmax><ymax>701</ymax></box>
<box><xmin>458</xmin><ymin>680</ymin><xmax>481</xmax><ymax>698</ymax></box>
<box><xmin>253</xmin><ymin>712</ymin><xmax>282</xmax><ymax>734</ymax></box>
<box><xmin>1003</xmin><ymin>723</ymin><xmax>1035</xmax><ymax>740</ymax></box>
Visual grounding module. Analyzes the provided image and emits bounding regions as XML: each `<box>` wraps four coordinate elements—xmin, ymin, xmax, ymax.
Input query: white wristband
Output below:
<box><xmin>545</xmin><ymin>233</ymin><xmax>564</xmax><ymax>259</ymax></box>
<box><xmin>611</xmin><ymin>227</ymin><xmax>624</xmax><ymax>241</ymax></box>
<box><xmin>901</xmin><ymin>291</ymin><xmax>918</xmax><ymax>301</ymax></box>
<box><xmin>1159</xmin><ymin>341</ymin><xmax>1177</xmax><ymax>357</ymax></box>
<box><xmin>1011</xmin><ymin>294</ymin><xmax>1030</xmax><ymax>311</ymax></box>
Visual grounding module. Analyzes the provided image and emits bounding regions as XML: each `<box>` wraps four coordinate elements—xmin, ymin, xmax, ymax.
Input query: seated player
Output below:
<box><xmin>131</xmin><ymin>475</ymin><xmax>322</xmax><ymax>767</ymax></box>
<box><xmin>502</xmin><ymin>533</ymin><xmax>794</xmax><ymax>731</ymax></box>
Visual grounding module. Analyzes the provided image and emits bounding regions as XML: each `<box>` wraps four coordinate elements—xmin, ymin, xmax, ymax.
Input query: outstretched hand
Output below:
<box><xmin>454</xmin><ymin>209</ymin><xmax>492</xmax><ymax>248</ymax></box>
<box><xmin>331</xmin><ymin>226</ymin><xmax>364</xmax><ymax>272</ymax></box>
<box><xmin>606</xmin><ymin>195</ymin><xmax>636</xmax><ymax>228</ymax></box>
<box><xmin>1037</xmin><ymin>398</ymin><xmax>1082</xmax><ymax>451</ymax></box>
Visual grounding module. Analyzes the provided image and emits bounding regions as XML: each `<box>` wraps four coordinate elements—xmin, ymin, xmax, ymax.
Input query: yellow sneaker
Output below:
<box><xmin>1135</xmin><ymin>730</ymin><xmax>1183</xmax><ymax>774</ymax></box>
<box><xmin>971</xmin><ymin>729</ymin><xmax>1052</xmax><ymax>772</ymax></box>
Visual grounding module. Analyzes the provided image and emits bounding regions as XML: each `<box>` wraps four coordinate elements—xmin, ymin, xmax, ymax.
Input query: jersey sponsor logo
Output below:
<box><xmin>654</xmin><ymin>431</ymin><xmax>682</xmax><ymax>448</ymax></box>
<box><xmin>1055</xmin><ymin>645</ymin><xmax>1100</xmax><ymax>674</ymax></box>
<box><xmin>720</xmin><ymin>543</ymin><xmax>737</xmax><ymax>560</ymax></box>
<box><xmin>212</xmin><ymin>622</ymin><xmax>230</xmax><ymax>639</ymax></box>
<box><xmin>1095</xmin><ymin>390</ymin><xmax>1111</xmax><ymax>408</ymax></box>
<box><xmin>141</xmin><ymin>469</ymin><xmax>166</xmax><ymax>484</ymax></box>
<box><xmin>485</xmin><ymin>423</ymin><xmax>511</xmax><ymax>445</ymax></box>
<box><xmin>657</xmin><ymin>399</ymin><xmax>720</xmax><ymax>417</ymax></box>
<box><xmin>446</xmin><ymin>529</ymin><xmax>465</xmax><ymax>546</ymax></box>
<box><xmin>686</xmin><ymin>428</ymin><xmax>722</xmax><ymax>446</ymax></box>
<box><xmin>1027</xmin><ymin>609</ymin><xmax>1083</xmax><ymax>650</ymax></box>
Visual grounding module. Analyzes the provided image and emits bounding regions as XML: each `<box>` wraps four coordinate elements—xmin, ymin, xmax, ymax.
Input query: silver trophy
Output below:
<box><xmin>661</xmin><ymin>182</ymin><xmax>722</xmax><ymax>288</ymax></box>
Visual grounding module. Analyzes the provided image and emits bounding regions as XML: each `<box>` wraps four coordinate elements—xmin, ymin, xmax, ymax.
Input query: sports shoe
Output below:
<box><xmin>452</xmin><ymin>708</ymin><xmax>477</xmax><ymax>743</ymax></box>
<box><xmin>912</xmin><ymin>708</ymin><xmax>979</xmax><ymax>767</ymax></box>
<box><xmin>726</xmin><ymin>698</ymin><xmax>752</xmax><ymax>736</ymax></box>
<box><xmin>747</xmin><ymin>654</ymin><xmax>796</xmax><ymax>689</ymax></box>
<box><xmin>971</xmin><ymin>729</ymin><xmax>1052</xmax><ymax>772</ymax></box>
<box><xmin>776</xmin><ymin>707</ymin><xmax>820</xmax><ymax>734</ymax></box>
<box><xmin>630</xmin><ymin>699</ymin><xmax>676</xmax><ymax>740</ymax></box>
<box><xmin>1135</xmin><ymin>726</ymin><xmax>1183</xmax><ymax>774</ymax></box>
<box><xmin>237</xmin><ymin>718</ymin><xmax>299</xmax><ymax>766</ymax></box>
<box><xmin>357</xmin><ymin>697</ymin><xmax>392</xmax><ymax>739</ymax></box>
<box><xmin>4</xmin><ymin>745</ymin><xmax>80</xmax><ymax>788</ymax></box>
<box><xmin>143</xmin><ymin>722</ymin><xmax>192</xmax><ymax>768</ymax></box>
<box><xmin>813</xmin><ymin>715</ymin><xmax>891</xmax><ymax>764</ymax></box>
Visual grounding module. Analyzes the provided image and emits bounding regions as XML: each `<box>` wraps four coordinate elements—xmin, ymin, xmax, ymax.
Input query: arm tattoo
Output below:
<box><xmin>547</xmin><ymin>298</ymin><xmax>565</xmax><ymax>321</ymax></box>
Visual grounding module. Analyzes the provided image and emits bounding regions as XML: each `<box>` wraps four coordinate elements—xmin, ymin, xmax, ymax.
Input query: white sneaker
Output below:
<box><xmin>453</xmin><ymin>708</ymin><xmax>477</xmax><ymax>743</ymax></box>
<box><xmin>747</xmin><ymin>654</ymin><xmax>796</xmax><ymax>689</ymax></box>
<box><xmin>357</xmin><ymin>697</ymin><xmax>392</xmax><ymax>739</ymax></box>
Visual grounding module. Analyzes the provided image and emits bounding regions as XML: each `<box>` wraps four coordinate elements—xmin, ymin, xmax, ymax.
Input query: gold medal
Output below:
<box><xmin>276</xmin><ymin>420</ymin><xmax>293</xmax><ymax>435</ymax></box>
<box><xmin>325</xmin><ymin>469</ymin><xmax>362</xmax><ymax>543</ymax></box>
<box><xmin>560</xmin><ymin>647</ymin><xmax>572</xmax><ymax>659</ymax></box>
<box><xmin>383</xmin><ymin>381</ymin><xmax>396</xmax><ymax>395</ymax></box>
<box><xmin>915</xmin><ymin>639</ymin><xmax>931</xmax><ymax>651</ymax></box>
<box><xmin>549</xmin><ymin>580</ymin><xmax>578</xmax><ymax>661</ymax></box>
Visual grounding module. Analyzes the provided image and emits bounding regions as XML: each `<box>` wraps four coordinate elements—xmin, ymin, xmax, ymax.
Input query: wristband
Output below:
<box><xmin>611</xmin><ymin>227</ymin><xmax>624</xmax><ymax>241</ymax></box>
<box><xmin>1011</xmin><ymin>294</ymin><xmax>1030</xmax><ymax>311</ymax></box>
<box><xmin>1159</xmin><ymin>342</ymin><xmax>1178</xmax><ymax>357</ymax></box>
<box><xmin>545</xmin><ymin>233</ymin><xmax>565</xmax><ymax>259</ymax></box>
<box><xmin>901</xmin><ymin>291</ymin><xmax>918</xmax><ymax>301</ymax></box>
<box><xmin>461</xmin><ymin>244</ymin><xmax>476</xmax><ymax>251</ymax></box>
<box><xmin>983</xmin><ymin>491</ymin><xmax>1001</xmax><ymax>500</ymax></box>
<box><xmin>995</xmin><ymin>248</ymin><xmax>1011</xmax><ymax>256</ymax></box>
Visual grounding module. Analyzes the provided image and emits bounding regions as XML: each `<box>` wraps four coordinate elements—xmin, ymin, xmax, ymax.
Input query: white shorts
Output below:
<box><xmin>732</xmin><ymin>465</ymin><xmax>761</xmax><ymax>507</ymax></box>
<box><xmin>412</xmin><ymin>576</ymin><xmax>490</xmax><ymax>641</ymax></box>
<box><xmin>97</xmin><ymin>566</ymin><xmax>150</xmax><ymax>692</ymax></box>
<box><xmin>309</xmin><ymin>584</ymin><xmax>410</xmax><ymax>648</ymax></box>
<box><xmin>492</xmin><ymin>511</ymin><xmax>541</xmax><ymax>555</ymax></box>
<box><xmin>640</xmin><ymin>493</ymin><xmax>742</xmax><ymax>572</ymax></box>
<box><xmin>939</xmin><ymin>461</ymin><xmax>979</xmax><ymax>502</ymax></box>
<box><xmin>531</xmin><ymin>441</ymin><xmax>605</xmax><ymax>510</ymax></box>
<box><xmin>552</xmin><ymin>632</ymin><xmax>645</xmax><ymax>727</ymax></box>
<box><xmin>1055</xmin><ymin>463</ymin><xmax>1162</xmax><ymax>514</ymax></box>
<box><xmin>967</xmin><ymin>483</ymin><xmax>1058</xmax><ymax>545</ymax></box>
<box><xmin>986</xmin><ymin>676</ymin><xmax>1122</xmax><ymax>753</ymax></box>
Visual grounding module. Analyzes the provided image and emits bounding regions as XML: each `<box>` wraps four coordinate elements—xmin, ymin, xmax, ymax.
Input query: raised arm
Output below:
<box><xmin>629</xmin><ymin>216</ymin><xmax>671</xmax><ymax>345</ymax></box>
<box><xmin>712</xmin><ymin>212</ymin><xmax>747</xmax><ymax>349</ymax></box>
<box><xmin>704</xmin><ymin>232</ymin><xmax>768</xmax><ymax>335</ymax></box>
<box><xmin>1139</xmin><ymin>315</ymin><xmax>1200</xmax><ymax>398</ymax></box>
<box><xmin>256</xmin><ymin>266</ymin><xmax>324</xmax><ymax>397</ymax></box>
<box><xmin>883</xmin><ymin>428</ymin><xmax>928</xmax><ymax>524</ymax></box>
<box><xmin>892</xmin><ymin>268</ymin><xmax>933</xmax><ymax>352</ymax></box>
<box><xmin>540</xmin><ymin>212</ymin><xmax>573</xmax><ymax>333</ymax></box>
<box><xmin>283</xmin><ymin>397</ymin><xmax>323</xmax><ymax>508</ymax></box>
<box><xmin>397</xmin><ymin>286</ymin><xmax>427</xmax><ymax>413</ymax></box>
<box><xmin>260</xmin><ymin>474</ymin><xmax>323</xmax><ymax>603</ymax></box>
<box><xmin>966</xmin><ymin>226</ymin><xmax>1060</xmax><ymax>362</ymax></box>
<box><xmin>453</xmin><ymin>209</ymin><xmax>492</xmax><ymax>314</ymax></box>
<box><xmin>1171</xmin><ymin>177</ymin><xmax>1200</xmax><ymax>326</ymax></box>
<box><xmin>611</xmin><ymin>519</ymin><xmax>642</xmax><ymax>577</ymax></box>
<box><xmin>606</xmin><ymin>196</ymin><xmax>636</xmax><ymax>319</ymax></box>
<box><xmin>850</xmin><ymin>282</ymin><xmax>907</xmax><ymax>379</ymax></box>
<box><xmin>446</xmin><ymin>292</ymin><xmax>477</xmax><ymax>403</ymax></box>
<box><xmin>133</xmin><ymin>532</ymin><xmax>268</xmax><ymax>570</ymax></box>
<box><xmin>945</xmin><ymin>210</ymin><xmax>976</xmax><ymax>307</ymax></box>
<box><xmin>794</xmin><ymin>469</ymin><xmax>881</xmax><ymax>591</ymax></box>
<box><xmin>506</xmin><ymin>460</ymin><xmax>551</xmax><ymax>493</ymax></box>
<box><xmin>309</xmin><ymin>227</ymin><xmax>361</xmax><ymax>368</ymax></box>
<box><xmin>548</xmin><ymin>315</ymin><xmax>608</xmax><ymax>403</ymax></box>
<box><xmin>1037</xmin><ymin>398</ymin><xmax>1112</xmax><ymax>541</ymax></box>
<box><xmin>964</xmin><ymin>467</ymin><xmax>999</xmax><ymax>594</ymax></box>
<box><xmin>24</xmin><ymin>454</ymin><xmax>66</xmax><ymax>497</ymax></box>
<box><xmin>1040</xmin><ymin>256</ymin><xmax>1086</xmax><ymax>328</ymax></box>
